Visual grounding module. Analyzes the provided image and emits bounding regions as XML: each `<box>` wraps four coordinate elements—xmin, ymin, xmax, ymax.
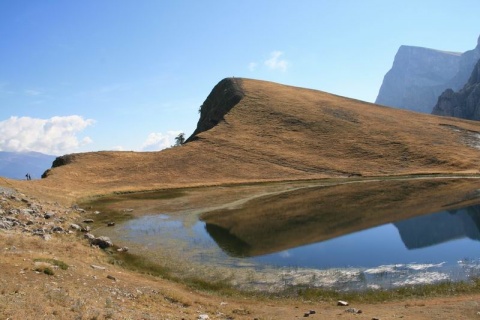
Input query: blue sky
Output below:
<box><xmin>1</xmin><ymin>1</ymin><xmax>479</xmax><ymax>155</ymax></box>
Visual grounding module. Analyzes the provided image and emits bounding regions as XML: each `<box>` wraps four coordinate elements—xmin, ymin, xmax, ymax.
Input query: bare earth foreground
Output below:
<box><xmin>3</xmin><ymin>78</ymin><xmax>480</xmax><ymax>319</ymax></box>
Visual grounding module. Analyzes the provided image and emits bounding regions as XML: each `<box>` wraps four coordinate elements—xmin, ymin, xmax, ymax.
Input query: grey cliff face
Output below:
<box><xmin>432</xmin><ymin>59</ymin><xmax>480</xmax><ymax>120</ymax></box>
<box><xmin>376</xmin><ymin>36</ymin><xmax>480</xmax><ymax>113</ymax></box>
<box><xmin>446</xmin><ymin>36</ymin><xmax>480</xmax><ymax>92</ymax></box>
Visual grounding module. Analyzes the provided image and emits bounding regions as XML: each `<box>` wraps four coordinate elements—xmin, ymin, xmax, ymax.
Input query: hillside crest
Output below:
<box><xmin>15</xmin><ymin>78</ymin><xmax>480</xmax><ymax>201</ymax></box>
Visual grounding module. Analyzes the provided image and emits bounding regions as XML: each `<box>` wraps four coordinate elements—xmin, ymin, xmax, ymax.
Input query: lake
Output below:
<box><xmin>89</xmin><ymin>177</ymin><xmax>480</xmax><ymax>291</ymax></box>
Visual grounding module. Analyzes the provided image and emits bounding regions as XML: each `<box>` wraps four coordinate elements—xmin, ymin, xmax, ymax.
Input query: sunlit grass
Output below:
<box><xmin>295</xmin><ymin>278</ymin><xmax>480</xmax><ymax>303</ymax></box>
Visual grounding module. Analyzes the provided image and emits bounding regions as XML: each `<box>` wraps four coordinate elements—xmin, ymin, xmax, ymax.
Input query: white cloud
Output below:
<box><xmin>141</xmin><ymin>131</ymin><xmax>182</xmax><ymax>151</ymax></box>
<box><xmin>81</xmin><ymin>136</ymin><xmax>93</xmax><ymax>145</ymax></box>
<box><xmin>248</xmin><ymin>62</ymin><xmax>258</xmax><ymax>72</ymax></box>
<box><xmin>0</xmin><ymin>115</ymin><xmax>94</xmax><ymax>155</ymax></box>
<box><xmin>265</xmin><ymin>51</ymin><xmax>288</xmax><ymax>72</ymax></box>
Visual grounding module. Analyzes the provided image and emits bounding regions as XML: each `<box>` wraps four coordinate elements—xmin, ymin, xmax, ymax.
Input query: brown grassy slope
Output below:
<box><xmin>9</xmin><ymin>77</ymin><xmax>480</xmax><ymax>201</ymax></box>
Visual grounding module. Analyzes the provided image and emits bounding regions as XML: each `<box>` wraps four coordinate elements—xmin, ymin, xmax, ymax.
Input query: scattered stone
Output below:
<box><xmin>91</xmin><ymin>265</ymin><xmax>106</xmax><ymax>270</ymax></box>
<box><xmin>372</xmin><ymin>317</ymin><xmax>381</xmax><ymax>320</ymax></box>
<box><xmin>107</xmin><ymin>275</ymin><xmax>116</xmax><ymax>281</ymax></box>
<box><xmin>94</xmin><ymin>211</ymin><xmax>101</xmax><ymax>214</ymax></box>
<box><xmin>337</xmin><ymin>300</ymin><xmax>349</xmax><ymax>306</ymax></box>
<box><xmin>107</xmin><ymin>222</ymin><xmax>115</xmax><ymax>227</ymax></box>
<box><xmin>81</xmin><ymin>225</ymin><xmax>91</xmax><ymax>232</ymax></box>
<box><xmin>21</xmin><ymin>209</ymin><xmax>35</xmax><ymax>215</ymax></box>
<box><xmin>33</xmin><ymin>228</ymin><xmax>45</xmax><ymax>235</ymax></box>
<box><xmin>52</xmin><ymin>226</ymin><xmax>64</xmax><ymax>233</ymax></box>
<box><xmin>198</xmin><ymin>315</ymin><xmax>209</xmax><ymax>320</ymax></box>
<box><xmin>83</xmin><ymin>219</ymin><xmax>94</xmax><ymax>223</ymax></box>
<box><xmin>0</xmin><ymin>221</ymin><xmax>11</xmax><ymax>229</ymax></box>
<box><xmin>42</xmin><ymin>234</ymin><xmax>52</xmax><ymax>241</ymax></box>
<box><xmin>123</xmin><ymin>209</ymin><xmax>134</xmax><ymax>212</ymax></box>
<box><xmin>117</xmin><ymin>247</ymin><xmax>129</xmax><ymax>252</ymax></box>
<box><xmin>84</xmin><ymin>233</ymin><xmax>95</xmax><ymax>241</ymax></box>
<box><xmin>70</xmin><ymin>224</ymin><xmax>81</xmax><ymax>231</ymax></box>
<box><xmin>345</xmin><ymin>308</ymin><xmax>362</xmax><ymax>314</ymax></box>
<box><xmin>44</xmin><ymin>212</ymin><xmax>55</xmax><ymax>219</ymax></box>
<box><xmin>91</xmin><ymin>236</ymin><xmax>113</xmax><ymax>249</ymax></box>
<box><xmin>72</xmin><ymin>205</ymin><xmax>85</xmax><ymax>213</ymax></box>
<box><xmin>309</xmin><ymin>310</ymin><xmax>316</xmax><ymax>314</ymax></box>
<box><xmin>303</xmin><ymin>312</ymin><xmax>310</xmax><ymax>317</ymax></box>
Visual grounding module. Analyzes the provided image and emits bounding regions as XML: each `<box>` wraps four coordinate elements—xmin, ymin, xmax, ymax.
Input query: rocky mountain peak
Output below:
<box><xmin>376</xmin><ymin>35</ymin><xmax>480</xmax><ymax>113</ymax></box>
<box><xmin>432</xmin><ymin>59</ymin><xmax>480</xmax><ymax>120</ymax></box>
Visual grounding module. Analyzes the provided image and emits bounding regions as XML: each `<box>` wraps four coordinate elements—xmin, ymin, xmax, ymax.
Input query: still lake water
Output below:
<box><xmin>95</xmin><ymin>179</ymin><xmax>480</xmax><ymax>291</ymax></box>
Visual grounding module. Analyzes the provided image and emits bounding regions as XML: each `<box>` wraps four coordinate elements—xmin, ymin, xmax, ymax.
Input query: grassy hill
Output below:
<box><xmin>8</xmin><ymin>77</ymin><xmax>480</xmax><ymax>201</ymax></box>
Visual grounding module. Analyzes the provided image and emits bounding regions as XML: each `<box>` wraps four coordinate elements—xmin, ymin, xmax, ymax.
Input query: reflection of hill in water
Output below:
<box><xmin>202</xmin><ymin>179</ymin><xmax>480</xmax><ymax>257</ymax></box>
<box><xmin>394</xmin><ymin>205</ymin><xmax>480</xmax><ymax>249</ymax></box>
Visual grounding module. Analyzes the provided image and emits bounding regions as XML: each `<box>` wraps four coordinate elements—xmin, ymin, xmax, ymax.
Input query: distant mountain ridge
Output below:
<box><xmin>0</xmin><ymin>151</ymin><xmax>56</xmax><ymax>180</ymax></box>
<box><xmin>376</xmin><ymin>35</ymin><xmax>480</xmax><ymax>113</ymax></box>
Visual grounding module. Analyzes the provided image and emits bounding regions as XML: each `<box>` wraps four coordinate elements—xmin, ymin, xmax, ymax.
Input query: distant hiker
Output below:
<box><xmin>25</xmin><ymin>173</ymin><xmax>31</xmax><ymax>181</ymax></box>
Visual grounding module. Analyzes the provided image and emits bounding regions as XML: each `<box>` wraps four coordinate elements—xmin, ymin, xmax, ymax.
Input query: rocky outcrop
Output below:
<box><xmin>432</xmin><ymin>59</ymin><xmax>480</xmax><ymax>119</ymax></box>
<box><xmin>41</xmin><ymin>154</ymin><xmax>75</xmax><ymax>178</ymax></box>
<box><xmin>185</xmin><ymin>78</ymin><xmax>244</xmax><ymax>142</ymax></box>
<box><xmin>376</xmin><ymin>35</ymin><xmax>480</xmax><ymax>113</ymax></box>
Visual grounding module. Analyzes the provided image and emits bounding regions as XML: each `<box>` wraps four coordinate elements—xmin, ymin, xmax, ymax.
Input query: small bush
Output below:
<box><xmin>35</xmin><ymin>266</ymin><xmax>54</xmax><ymax>276</ymax></box>
<box><xmin>34</xmin><ymin>258</ymin><xmax>69</xmax><ymax>270</ymax></box>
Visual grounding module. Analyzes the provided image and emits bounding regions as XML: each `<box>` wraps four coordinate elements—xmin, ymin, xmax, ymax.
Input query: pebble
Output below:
<box><xmin>91</xmin><ymin>265</ymin><xmax>106</xmax><ymax>270</ymax></box>
<box><xmin>345</xmin><ymin>308</ymin><xmax>362</xmax><ymax>314</ymax></box>
<box><xmin>337</xmin><ymin>300</ymin><xmax>349</xmax><ymax>306</ymax></box>
<box><xmin>70</xmin><ymin>223</ymin><xmax>81</xmax><ymax>231</ymax></box>
<box><xmin>44</xmin><ymin>212</ymin><xmax>55</xmax><ymax>219</ymax></box>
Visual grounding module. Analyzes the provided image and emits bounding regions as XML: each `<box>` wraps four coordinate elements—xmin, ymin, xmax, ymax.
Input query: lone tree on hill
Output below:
<box><xmin>174</xmin><ymin>132</ymin><xmax>185</xmax><ymax>146</ymax></box>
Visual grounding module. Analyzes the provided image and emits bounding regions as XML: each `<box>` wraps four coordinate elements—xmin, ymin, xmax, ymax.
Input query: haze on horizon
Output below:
<box><xmin>1</xmin><ymin>0</ymin><xmax>479</xmax><ymax>156</ymax></box>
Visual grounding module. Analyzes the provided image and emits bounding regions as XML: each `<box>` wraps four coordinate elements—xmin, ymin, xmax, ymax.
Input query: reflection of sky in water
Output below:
<box><xmin>116</xmin><ymin>206</ymin><xmax>480</xmax><ymax>289</ymax></box>
<box><xmin>256</xmin><ymin>223</ymin><xmax>480</xmax><ymax>269</ymax></box>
